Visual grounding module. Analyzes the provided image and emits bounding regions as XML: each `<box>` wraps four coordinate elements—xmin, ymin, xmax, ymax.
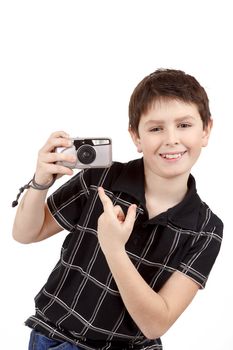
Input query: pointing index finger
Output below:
<box><xmin>98</xmin><ymin>187</ymin><xmax>113</xmax><ymax>211</ymax></box>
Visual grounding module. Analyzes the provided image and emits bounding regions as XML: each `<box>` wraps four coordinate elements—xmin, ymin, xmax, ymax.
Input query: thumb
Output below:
<box><xmin>123</xmin><ymin>204</ymin><xmax>137</xmax><ymax>231</ymax></box>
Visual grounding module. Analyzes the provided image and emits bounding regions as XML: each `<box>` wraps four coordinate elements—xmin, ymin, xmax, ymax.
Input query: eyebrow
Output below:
<box><xmin>144</xmin><ymin>115</ymin><xmax>197</xmax><ymax>125</ymax></box>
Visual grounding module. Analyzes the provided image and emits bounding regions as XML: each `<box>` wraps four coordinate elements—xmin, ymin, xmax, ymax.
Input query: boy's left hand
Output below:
<box><xmin>97</xmin><ymin>187</ymin><xmax>137</xmax><ymax>256</ymax></box>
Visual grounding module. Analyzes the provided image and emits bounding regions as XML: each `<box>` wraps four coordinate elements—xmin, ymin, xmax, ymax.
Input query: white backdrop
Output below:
<box><xmin>0</xmin><ymin>1</ymin><xmax>232</xmax><ymax>349</ymax></box>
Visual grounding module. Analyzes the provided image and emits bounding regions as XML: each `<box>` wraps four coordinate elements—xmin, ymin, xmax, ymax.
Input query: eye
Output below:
<box><xmin>149</xmin><ymin>126</ymin><xmax>163</xmax><ymax>132</ymax></box>
<box><xmin>178</xmin><ymin>123</ymin><xmax>192</xmax><ymax>128</ymax></box>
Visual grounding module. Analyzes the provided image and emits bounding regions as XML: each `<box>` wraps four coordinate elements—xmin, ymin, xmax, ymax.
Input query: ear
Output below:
<box><xmin>128</xmin><ymin>127</ymin><xmax>143</xmax><ymax>153</ymax></box>
<box><xmin>202</xmin><ymin>118</ymin><xmax>213</xmax><ymax>147</ymax></box>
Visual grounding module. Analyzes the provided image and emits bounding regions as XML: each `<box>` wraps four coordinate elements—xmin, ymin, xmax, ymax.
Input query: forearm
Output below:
<box><xmin>105</xmin><ymin>249</ymin><xmax>169</xmax><ymax>339</ymax></box>
<box><xmin>12</xmin><ymin>131</ymin><xmax>76</xmax><ymax>243</ymax></box>
<box><xmin>12</xmin><ymin>187</ymin><xmax>48</xmax><ymax>244</ymax></box>
<box><xmin>97</xmin><ymin>188</ymin><xmax>169</xmax><ymax>338</ymax></box>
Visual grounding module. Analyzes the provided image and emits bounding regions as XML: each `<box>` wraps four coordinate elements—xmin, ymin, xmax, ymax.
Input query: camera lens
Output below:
<box><xmin>77</xmin><ymin>145</ymin><xmax>96</xmax><ymax>164</ymax></box>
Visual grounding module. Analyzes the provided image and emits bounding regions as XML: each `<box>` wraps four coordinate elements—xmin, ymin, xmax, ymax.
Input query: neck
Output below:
<box><xmin>144</xmin><ymin>168</ymin><xmax>189</xmax><ymax>215</ymax></box>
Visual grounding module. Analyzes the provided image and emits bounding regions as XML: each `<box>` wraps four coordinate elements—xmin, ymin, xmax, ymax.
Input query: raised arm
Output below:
<box><xmin>12</xmin><ymin>131</ymin><xmax>76</xmax><ymax>244</ymax></box>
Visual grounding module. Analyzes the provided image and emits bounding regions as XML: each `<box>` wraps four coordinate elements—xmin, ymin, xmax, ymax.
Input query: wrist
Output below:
<box><xmin>32</xmin><ymin>173</ymin><xmax>56</xmax><ymax>190</ymax></box>
<box><xmin>104</xmin><ymin>247</ymin><xmax>128</xmax><ymax>262</ymax></box>
<box><xmin>12</xmin><ymin>173</ymin><xmax>56</xmax><ymax>208</ymax></box>
<box><xmin>34</xmin><ymin>173</ymin><xmax>55</xmax><ymax>186</ymax></box>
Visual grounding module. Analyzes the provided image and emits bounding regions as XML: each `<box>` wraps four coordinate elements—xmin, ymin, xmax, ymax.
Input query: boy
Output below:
<box><xmin>12</xmin><ymin>69</ymin><xmax>223</xmax><ymax>350</ymax></box>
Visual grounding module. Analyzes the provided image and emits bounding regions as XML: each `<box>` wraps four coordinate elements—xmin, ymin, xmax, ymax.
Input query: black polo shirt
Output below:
<box><xmin>25</xmin><ymin>158</ymin><xmax>223</xmax><ymax>350</ymax></box>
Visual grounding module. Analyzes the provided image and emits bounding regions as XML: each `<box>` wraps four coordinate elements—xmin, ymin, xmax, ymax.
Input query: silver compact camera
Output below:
<box><xmin>56</xmin><ymin>137</ymin><xmax>112</xmax><ymax>169</ymax></box>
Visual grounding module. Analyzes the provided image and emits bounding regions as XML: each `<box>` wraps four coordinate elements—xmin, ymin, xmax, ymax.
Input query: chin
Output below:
<box><xmin>160</xmin><ymin>168</ymin><xmax>191</xmax><ymax>179</ymax></box>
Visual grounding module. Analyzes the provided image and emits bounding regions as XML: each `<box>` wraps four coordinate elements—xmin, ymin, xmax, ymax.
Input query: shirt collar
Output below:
<box><xmin>112</xmin><ymin>158</ymin><xmax>202</xmax><ymax>231</ymax></box>
<box><xmin>112</xmin><ymin>158</ymin><xmax>146</xmax><ymax>205</ymax></box>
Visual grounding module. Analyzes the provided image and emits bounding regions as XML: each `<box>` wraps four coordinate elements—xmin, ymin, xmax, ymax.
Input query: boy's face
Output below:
<box><xmin>130</xmin><ymin>98</ymin><xmax>212</xmax><ymax>180</ymax></box>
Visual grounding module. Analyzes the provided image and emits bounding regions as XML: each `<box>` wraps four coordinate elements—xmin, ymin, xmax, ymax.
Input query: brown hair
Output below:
<box><xmin>128</xmin><ymin>68</ymin><xmax>211</xmax><ymax>134</ymax></box>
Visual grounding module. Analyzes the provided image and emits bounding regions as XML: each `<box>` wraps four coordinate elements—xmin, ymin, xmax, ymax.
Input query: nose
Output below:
<box><xmin>164</xmin><ymin>127</ymin><xmax>179</xmax><ymax>146</ymax></box>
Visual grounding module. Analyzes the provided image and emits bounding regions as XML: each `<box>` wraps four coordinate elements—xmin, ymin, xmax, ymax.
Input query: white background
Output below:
<box><xmin>0</xmin><ymin>1</ymin><xmax>232</xmax><ymax>349</ymax></box>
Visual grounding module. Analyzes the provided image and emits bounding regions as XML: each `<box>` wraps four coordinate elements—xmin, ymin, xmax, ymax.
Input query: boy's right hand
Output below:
<box><xmin>34</xmin><ymin>131</ymin><xmax>76</xmax><ymax>186</ymax></box>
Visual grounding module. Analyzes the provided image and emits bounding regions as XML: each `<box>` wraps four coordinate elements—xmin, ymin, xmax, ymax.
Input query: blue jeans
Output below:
<box><xmin>28</xmin><ymin>330</ymin><xmax>82</xmax><ymax>350</ymax></box>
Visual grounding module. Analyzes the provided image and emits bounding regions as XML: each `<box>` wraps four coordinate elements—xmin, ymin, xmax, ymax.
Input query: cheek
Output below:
<box><xmin>139</xmin><ymin>139</ymin><xmax>154</xmax><ymax>152</ymax></box>
<box><xmin>185</xmin><ymin>131</ymin><xmax>204</xmax><ymax>147</ymax></box>
<box><xmin>187</xmin><ymin>138</ymin><xmax>203</xmax><ymax>159</ymax></box>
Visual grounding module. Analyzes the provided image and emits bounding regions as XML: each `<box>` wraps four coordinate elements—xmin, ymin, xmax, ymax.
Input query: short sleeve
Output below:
<box><xmin>177</xmin><ymin>213</ymin><xmax>223</xmax><ymax>289</ymax></box>
<box><xmin>47</xmin><ymin>169</ymin><xmax>91</xmax><ymax>232</ymax></box>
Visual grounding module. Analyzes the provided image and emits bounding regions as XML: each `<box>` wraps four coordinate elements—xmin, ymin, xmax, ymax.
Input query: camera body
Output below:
<box><xmin>56</xmin><ymin>137</ymin><xmax>112</xmax><ymax>169</ymax></box>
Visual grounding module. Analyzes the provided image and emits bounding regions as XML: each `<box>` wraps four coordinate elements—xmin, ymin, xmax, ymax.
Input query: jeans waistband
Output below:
<box><xmin>77</xmin><ymin>337</ymin><xmax>159</xmax><ymax>350</ymax></box>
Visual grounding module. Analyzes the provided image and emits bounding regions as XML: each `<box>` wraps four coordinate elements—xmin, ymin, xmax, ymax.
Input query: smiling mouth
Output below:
<box><xmin>159</xmin><ymin>151</ymin><xmax>187</xmax><ymax>159</ymax></box>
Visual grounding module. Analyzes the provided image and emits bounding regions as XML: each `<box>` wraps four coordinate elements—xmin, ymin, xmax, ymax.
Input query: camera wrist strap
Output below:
<box><xmin>12</xmin><ymin>174</ymin><xmax>57</xmax><ymax>207</ymax></box>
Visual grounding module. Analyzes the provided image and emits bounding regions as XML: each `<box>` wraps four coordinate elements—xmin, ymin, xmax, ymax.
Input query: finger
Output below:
<box><xmin>36</xmin><ymin>163</ymin><xmax>73</xmax><ymax>179</ymax></box>
<box><xmin>40</xmin><ymin>151</ymin><xmax>76</xmax><ymax>164</ymax></box>
<box><xmin>41</xmin><ymin>134</ymin><xmax>72</xmax><ymax>153</ymax></box>
<box><xmin>48</xmin><ymin>163</ymin><xmax>74</xmax><ymax>176</ymax></box>
<box><xmin>123</xmin><ymin>204</ymin><xmax>137</xmax><ymax>231</ymax></box>
<box><xmin>98</xmin><ymin>187</ymin><xmax>114</xmax><ymax>211</ymax></box>
<box><xmin>113</xmin><ymin>205</ymin><xmax>125</xmax><ymax>222</ymax></box>
<box><xmin>50</xmin><ymin>131</ymin><xmax>70</xmax><ymax>139</ymax></box>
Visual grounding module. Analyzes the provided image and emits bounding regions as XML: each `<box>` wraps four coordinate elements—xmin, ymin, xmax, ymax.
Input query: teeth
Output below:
<box><xmin>161</xmin><ymin>153</ymin><xmax>183</xmax><ymax>159</ymax></box>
